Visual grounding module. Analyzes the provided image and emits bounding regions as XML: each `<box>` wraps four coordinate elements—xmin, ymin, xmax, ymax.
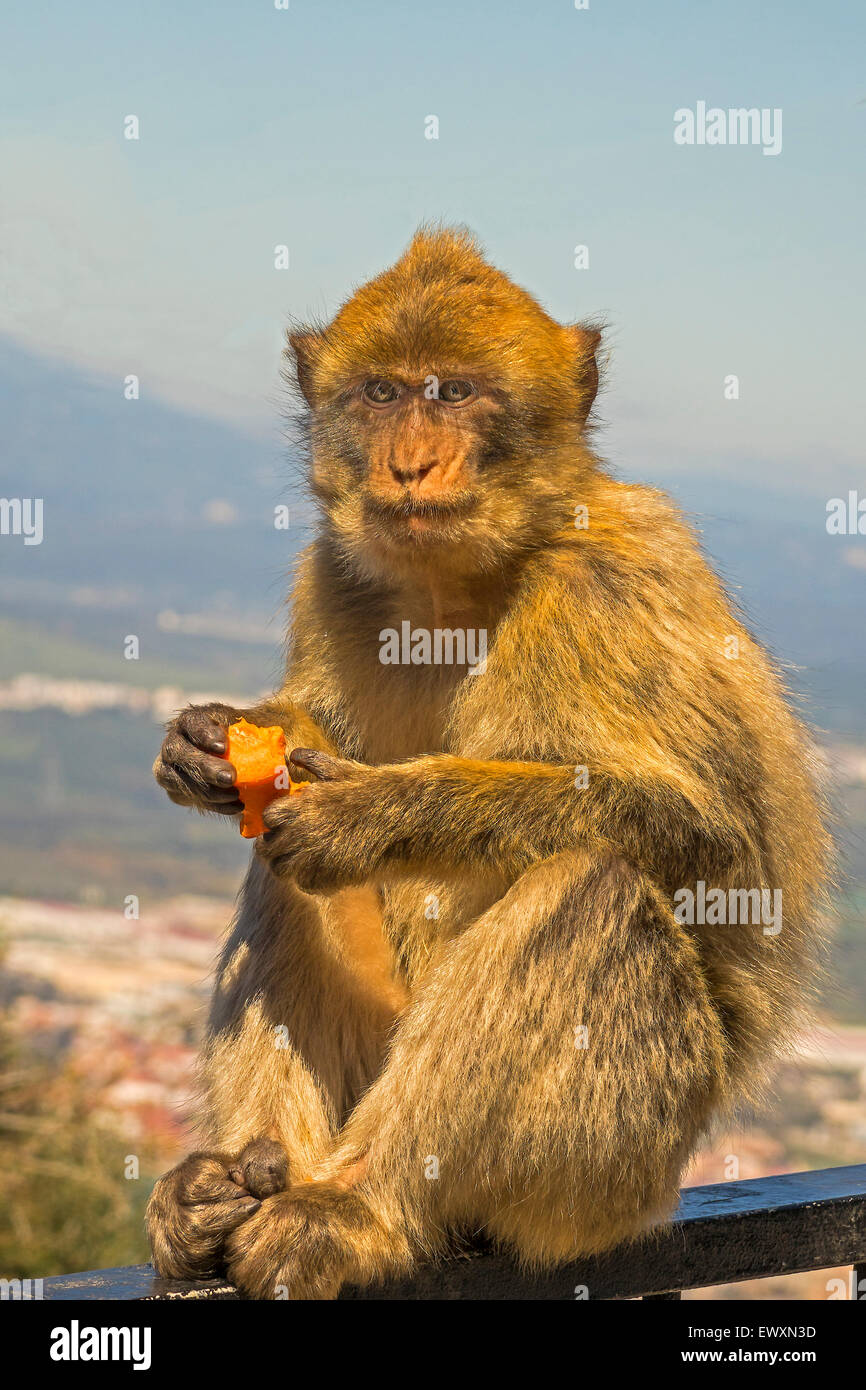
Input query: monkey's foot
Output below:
<box><xmin>146</xmin><ymin>1139</ymin><xmax>290</xmax><ymax>1279</ymax></box>
<box><xmin>228</xmin><ymin>1136</ymin><xmax>290</xmax><ymax>1199</ymax></box>
<box><xmin>224</xmin><ymin>1180</ymin><xmax>409</xmax><ymax>1300</ymax></box>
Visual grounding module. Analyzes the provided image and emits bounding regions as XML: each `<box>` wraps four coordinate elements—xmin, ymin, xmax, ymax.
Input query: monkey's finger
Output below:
<box><xmin>156</xmin><ymin>758</ymin><xmax>242</xmax><ymax>809</ymax></box>
<box><xmin>230</xmin><ymin>1138</ymin><xmax>289</xmax><ymax>1200</ymax></box>
<box><xmin>174</xmin><ymin>769</ymin><xmax>242</xmax><ymax>805</ymax></box>
<box><xmin>171</xmin><ymin>770</ymin><xmax>242</xmax><ymax>805</ymax></box>
<box><xmin>200</xmin><ymin>754</ymin><xmax>237</xmax><ymax>788</ymax></box>
<box><xmin>155</xmin><ymin>759</ymin><xmax>201</xmax><ymax>803</ymax></box>
<box><xmin>260</xmin><ymin>795</ymin><xmax>305</xmax><ymax>834</ymax></box>
<box><xmin>176</xmin><ymin>707</ymin><xmax>234</xmax><ymax>755</ymax></box>
<box><xmin>289</xmin><ymin>747</ymin><xmax>360</xmax><ymax>782</ymax></box>
<box><xmin>161</xmin><ymin>733</ymin><xmax>238</xmax><ymax>789</ymax></box>
<box><xmin>168</xmin><ymin>787</ymin><xmax>244</xmax><ymax>816</ymax></box>
<box><xmin>154</xmin><ymin>757</ymin><xmax>197</xmax><ymax>805</ymax></box>
<box><xmin>182</xmin><ymin>1175</ymin><xmax>259</xmax><ymax>1206</ymax></box>
<box><xmin>166</xmin><ymin>788</ymin><xmax>196</xmax><ymax>808</ymax></box>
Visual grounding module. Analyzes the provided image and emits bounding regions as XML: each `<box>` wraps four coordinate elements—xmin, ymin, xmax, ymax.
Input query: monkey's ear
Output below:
<box><xmin>286</xmin><ymin>328</ymin><xmax>326</xmax><ymax>406</ymax></box>
<box><xmin>564</xmin><ymin>324</ymin><xmax>602</xmax><ymax>428</ymax></box>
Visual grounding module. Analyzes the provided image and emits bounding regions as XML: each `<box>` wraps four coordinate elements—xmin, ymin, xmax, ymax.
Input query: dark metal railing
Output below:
<box><xmin>30</xmin><ymin>1162</ymin><xmax>866</xmax><ymax>1301</ymax></box>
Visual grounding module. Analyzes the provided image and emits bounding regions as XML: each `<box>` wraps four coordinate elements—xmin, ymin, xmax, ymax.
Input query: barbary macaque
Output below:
<box><xmin>146</xmin><ymin>227</ymin><xmax>830</xmax><ymax>1299</ymax></box>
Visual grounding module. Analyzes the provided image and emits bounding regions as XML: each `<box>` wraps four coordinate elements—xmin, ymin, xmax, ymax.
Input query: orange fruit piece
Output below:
<box><xmin>223</xmin><ymin>718</ymin><xmax>306</xmax><ymax>838</ymax></box>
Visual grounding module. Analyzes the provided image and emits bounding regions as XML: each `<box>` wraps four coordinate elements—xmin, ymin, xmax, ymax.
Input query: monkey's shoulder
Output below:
<box><xmin>537</xmin><ymin>476</ymin><xmax>733</xmax><ymax>628</ymax></box>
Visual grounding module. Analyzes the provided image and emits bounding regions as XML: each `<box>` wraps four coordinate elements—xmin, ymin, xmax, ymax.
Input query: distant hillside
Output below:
<box><xmin>0</xmin><ymin>335</ymin><xmax>309</xmax><ymax>615</ymax></box>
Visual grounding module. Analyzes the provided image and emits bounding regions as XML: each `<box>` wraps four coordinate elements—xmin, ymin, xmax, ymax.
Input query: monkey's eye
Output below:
<box><xmin>437</xmin><ymin>379</ymin><xmax>476</xmax><ymax>405</ymax></box>
<box><xmin>362</xmin><ymin>379</ymin><xmax>400</xmax><ymax>406</ymax></box>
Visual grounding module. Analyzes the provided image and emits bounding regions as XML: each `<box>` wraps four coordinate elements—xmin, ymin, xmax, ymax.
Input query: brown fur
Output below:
<box><xmin>146</xmin><ymin>226</ymin><xmax>831</xmax><ymax>1298</ymax></box>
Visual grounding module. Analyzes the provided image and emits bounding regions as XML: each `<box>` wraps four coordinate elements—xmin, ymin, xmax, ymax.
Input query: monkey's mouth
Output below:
<box><xmin>363</xmin><ymin>494</ymin><xmax>478</xmax><ymax>545</ymax></box>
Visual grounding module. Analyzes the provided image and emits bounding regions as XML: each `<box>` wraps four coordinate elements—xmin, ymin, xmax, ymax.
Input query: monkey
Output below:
<box><xmin>146</xmin><ymin>226</ymin><xmax>831</xmax><ymax>1299</ymax></box>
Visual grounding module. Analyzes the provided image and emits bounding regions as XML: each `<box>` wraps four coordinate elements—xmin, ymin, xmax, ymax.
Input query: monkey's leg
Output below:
<box><xmin>147</xmin><ymin>859</ymin><xmax>404</xmax><ymax>1279</ymax></box>
<box><xmin>225</xmin><ymin>847</ymin><xmax>728</xmax><ymax>1298</ymax></box>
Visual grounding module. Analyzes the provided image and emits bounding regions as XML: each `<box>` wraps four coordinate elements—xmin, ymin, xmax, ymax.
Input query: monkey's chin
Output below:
<box><xmin>363</xmin><ymin>501</ymin><xmax>474</xmax><ymax>552</ymax></box>
<box><xmin>345</xmin><ymin>517</ymin><xmax>486</xmax><ymax>587</ymax></box>
<box><xmin>377</xmin><ymin>516</ymin><xmax>471</xmax><ymax>555</ymax></box>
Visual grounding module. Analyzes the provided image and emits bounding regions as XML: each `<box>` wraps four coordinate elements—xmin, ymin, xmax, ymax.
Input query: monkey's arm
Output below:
<box><xmin>258</xmin><ymin>750</ymin><xmax>757</xmax><ymax>891</ymax></box>
<box><xmin>373</xmin><ymin>754</ymin><xmax>749</xmax><ymax>879</ymax></box>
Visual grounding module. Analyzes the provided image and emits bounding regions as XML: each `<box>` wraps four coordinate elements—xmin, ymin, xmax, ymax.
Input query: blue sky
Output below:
<box><xmin>2</xmin><ymin>0</ymin><xmax>863</xmax><ymax>491</ymax></box>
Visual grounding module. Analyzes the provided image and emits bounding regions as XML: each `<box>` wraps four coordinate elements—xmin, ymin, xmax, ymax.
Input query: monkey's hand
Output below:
<box><xmin>153</xmin><ymin>702</ymin><xmax>245</xmax><ymax>816</ymax></box>
<box><xmin>145</xmin><ymin>1139</ymin><xmax>289</xmax><ymax>1280</ymax></box>
<box><xmin>257</xmin><ymin>748</ymin><xmax>382</xmax><ymax>893</ymax></box>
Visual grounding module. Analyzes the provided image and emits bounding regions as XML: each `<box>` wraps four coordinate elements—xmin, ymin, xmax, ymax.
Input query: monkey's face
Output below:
<box><xmin>287</xmin><ymin>229</ymin><xmax>600</xmax><ymax>582</ymax></box>
<box><xmin>314</xmin><ymin>370</ymin><xmax>516</xmax><ymax>567</ymax></box>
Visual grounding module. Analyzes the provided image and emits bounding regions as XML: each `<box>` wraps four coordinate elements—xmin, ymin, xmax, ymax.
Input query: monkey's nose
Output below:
<box><xmin>390</xmin><ymin>459</ymin><xmax>436</xmax><ymax>486</ymax></box>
